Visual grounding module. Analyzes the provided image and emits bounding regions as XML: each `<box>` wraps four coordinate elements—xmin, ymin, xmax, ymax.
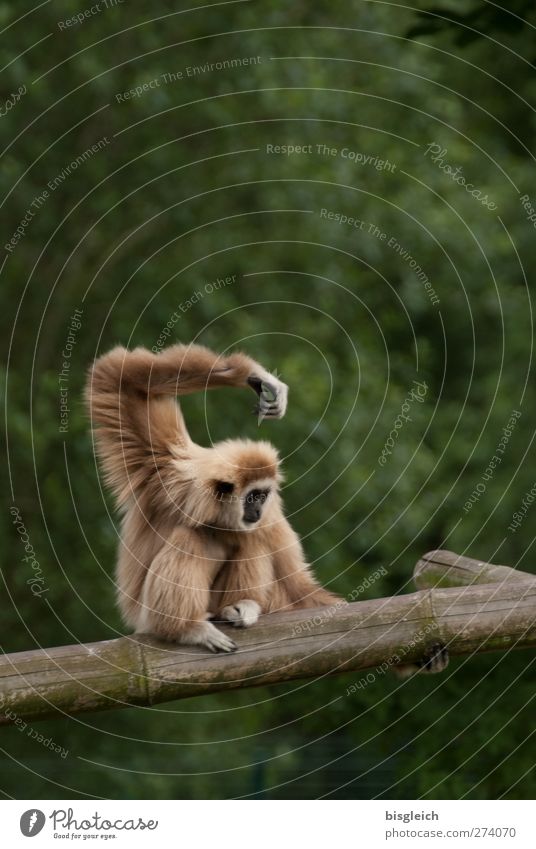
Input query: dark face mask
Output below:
<box><xmin>242</xmin><ymin>488</ymin><xmax>269</xmax><ymax>524</ymax></box>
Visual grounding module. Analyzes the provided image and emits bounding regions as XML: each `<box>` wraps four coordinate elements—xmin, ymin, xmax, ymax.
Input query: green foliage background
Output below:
<box><xmin>1</xmin><ymin>0</ymin><xmax>535</xmax><ymax>799</ymax></box>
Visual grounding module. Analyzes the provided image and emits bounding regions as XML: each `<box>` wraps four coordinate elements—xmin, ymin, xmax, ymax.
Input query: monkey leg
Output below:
<box><xmin>137</xmin><ymin>532</ymin><xmax>236</xmax><ymax>652</ymax></box>
<box><xmin>270</xmin><ymin>518</ymin><xmax>341</xmax><ymax>611</ymax></box>
<box><xmin>209</xmin><ymin>555</ymin><xmax>273</xmax><ymax>627</ymax></box>
<box><xmin>276</xmin><ymin>569</ymin><xmax>342</xmax><ymax>611</ymax></box>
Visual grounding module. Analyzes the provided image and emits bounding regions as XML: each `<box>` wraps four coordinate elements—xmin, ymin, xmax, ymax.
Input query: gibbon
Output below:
<box><xmin>85</xmin><ymin>342</ymin><xmax>340</xmax><ymax>652</ymax></box>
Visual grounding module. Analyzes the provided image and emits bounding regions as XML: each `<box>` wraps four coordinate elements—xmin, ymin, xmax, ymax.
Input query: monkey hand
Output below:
<box><xmin>218</xmin><ymin>600</ymin><xmax>261</xmax><ymax>628</ymax></box>
<box><xmin>248</xmin><ymin>372</ymin><xmax>288</xmax><ymax>422</ymax></box>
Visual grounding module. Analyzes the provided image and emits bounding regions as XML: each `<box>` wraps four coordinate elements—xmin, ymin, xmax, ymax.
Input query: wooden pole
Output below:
<box><xmin>1</xmin><ymin>565</ymin><xmax>535</xmax><ymax>725</ymax></box>
<box><xmin>414</xmin><ymin>549</ymin><xmax>535</xmax><ymax>589</ymax></box>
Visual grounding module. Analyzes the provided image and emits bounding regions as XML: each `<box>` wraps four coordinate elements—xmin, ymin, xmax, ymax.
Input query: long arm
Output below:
<box><xmin>85</xmin><ymin>344</ymin><xmax>287</xmax><ymax>508</ymax></box>
<box><xmin>90</xmin><ymin>343</ymin><xmax>272</xmax><ymax>398</ymax></box>
<box><xmin>269</xmin><ymin>516</ymin><xmax>341</xmax><ymax>612</ymax></box>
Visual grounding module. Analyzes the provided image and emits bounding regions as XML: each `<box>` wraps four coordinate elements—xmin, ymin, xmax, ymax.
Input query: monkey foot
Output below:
<box><xmin>179</xmin><ymin>621</ymin><xmax>237</xmax><ymax>653</ymax></box>
<box><xmin>393</xmin><ymin>642</ymin><xmax>450</xmax><ymax>679</ymax></box>
<box><xmin>418</xmin><ymin>642</ymin><xmax>449</xmax><ymax>674</ymax></box>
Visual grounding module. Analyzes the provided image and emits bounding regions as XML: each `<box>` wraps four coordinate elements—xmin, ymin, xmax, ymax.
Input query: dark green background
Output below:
<box><xmin>1</xmin><ymin>0</ymin><xmax>535</xmax><ymax>799</ymax></box>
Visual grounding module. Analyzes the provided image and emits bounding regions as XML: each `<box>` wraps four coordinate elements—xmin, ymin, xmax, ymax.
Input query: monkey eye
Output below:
<box><xmin>215</xmin><ymin>481</ymin><xmax>234</xmax><ymax>497</ymax></box>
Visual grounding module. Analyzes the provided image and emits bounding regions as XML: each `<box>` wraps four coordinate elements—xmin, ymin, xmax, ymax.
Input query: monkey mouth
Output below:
<box><xmin>240</xmin><ymin>518</ymin><xmax>260</xmax><ymax>531</ymax></box>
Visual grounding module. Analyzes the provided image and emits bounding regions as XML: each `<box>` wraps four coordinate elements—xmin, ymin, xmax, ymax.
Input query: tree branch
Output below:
<box><xmin>1</xmin><ymin>553</ymin><xmax>535</xmax><ymax>725</ymax></box>
<box><xmin>414</xmin><ymin>549</ymin><xmax>535</xmax><ymax>589</ymax></box>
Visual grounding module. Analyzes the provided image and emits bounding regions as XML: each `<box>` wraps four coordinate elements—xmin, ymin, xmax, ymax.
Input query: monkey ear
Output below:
<box><xmin>215</xmin><ymin>480</ymin><xmax>235</xmax><ymax>497</ymax></box>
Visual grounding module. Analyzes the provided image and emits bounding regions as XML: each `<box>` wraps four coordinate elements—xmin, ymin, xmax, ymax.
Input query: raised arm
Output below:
<box><xmin>89</xmin><ymin>343</ymin><xmax>286</xmax><ymax>409</ymax></box>
<box><xmin>85</xmin><ymin>344</ymin><xmax>288</xmax><ymax>507</ymax></box>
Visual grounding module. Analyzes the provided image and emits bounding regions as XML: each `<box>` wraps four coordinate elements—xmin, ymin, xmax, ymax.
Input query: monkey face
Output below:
<box><xmin>192</xmin><ymin>438</ymin><xmax>281</xmax><ymax>531</ymax></box>
<box><xmin>212</xmin><ymin>479</ymin><xmax>273</xmax><ymax>531</ymax></box>
<box><xmin>242</xmin><ymin>486</ymin><xmax>271</xmax><ymax>526</ymax></box>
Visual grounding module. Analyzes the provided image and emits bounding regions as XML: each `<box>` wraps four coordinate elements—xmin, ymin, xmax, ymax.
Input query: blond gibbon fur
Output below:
<box><xmin>85</xmin><ymin>343</ymin><xmax>339</xmax><ymax>652</ymax></box>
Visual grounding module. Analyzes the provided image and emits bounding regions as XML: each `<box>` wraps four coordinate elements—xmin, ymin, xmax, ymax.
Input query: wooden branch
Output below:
<box><xmin>414</xmin><ymin>549</ymin><xmax>535</xmax><ymax>590</ymax></box>
<box><xmin>1</xmin><ymin>571</ymin><xmax>536</xmax><ymax>726</ymax></box>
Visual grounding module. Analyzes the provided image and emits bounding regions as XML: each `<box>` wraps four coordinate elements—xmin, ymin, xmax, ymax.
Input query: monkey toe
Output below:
<box><xmin>206</xmin><ymin>631</ymin><xmax>237</xmax><ymax>653</ymax></box>
<box><xmin>190</xmin><ymin>621</ymin><xmax>237</xmax><ymax>653</ymax></box>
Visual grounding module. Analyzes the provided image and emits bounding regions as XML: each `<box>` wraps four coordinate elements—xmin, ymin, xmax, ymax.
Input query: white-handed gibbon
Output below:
<box><xmin>86</xmin><ymin>343</ymin><xmax>340</xmax><ymax>652</ymax></box>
